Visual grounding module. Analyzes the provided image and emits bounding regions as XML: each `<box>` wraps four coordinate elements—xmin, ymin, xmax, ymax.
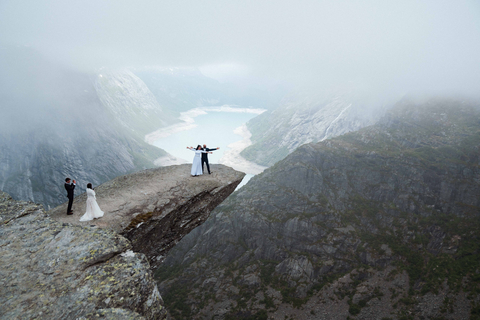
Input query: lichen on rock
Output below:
<box><xmin>0</xmin><ymin>190</ymin><xmax>166</xmax><ymax>319</ymax></box>
<box><xmin>2</xmin><ymin>163</ymin><xmax>244</xmax><ymax>319</ymax></box>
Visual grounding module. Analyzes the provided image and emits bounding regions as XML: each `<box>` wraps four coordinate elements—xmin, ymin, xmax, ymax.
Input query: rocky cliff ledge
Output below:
<box><xmin>49</xmin><ymin>164</ymin><xmax>245</xmax><ymax>269</ymax></box>
<box><xmin>0</xmin><ymin>191</ymin><xmax>165</xmax><ymax>320</ymax></box>
<box><xmin>1</xmin><ymin>164</ymin><xmax>244</xmax><ymax>319</ymax></box>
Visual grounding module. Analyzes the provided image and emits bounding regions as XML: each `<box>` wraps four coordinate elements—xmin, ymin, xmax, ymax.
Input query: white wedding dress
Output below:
<box><xmin>190</xmin><ymin>149</ymin><xmax>207</xmax><ymax>176</ymax></box>
<box><xmin>79</xmin><ymin>188</ymin><xmax>104</xmax><ymax>221</ymax></box>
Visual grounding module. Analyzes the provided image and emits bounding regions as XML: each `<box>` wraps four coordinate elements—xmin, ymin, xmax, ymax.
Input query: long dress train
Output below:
<box><xmin>79</xmin><ymin>188</ymin><xmax>104</xmax><ymax>221</ymax></box>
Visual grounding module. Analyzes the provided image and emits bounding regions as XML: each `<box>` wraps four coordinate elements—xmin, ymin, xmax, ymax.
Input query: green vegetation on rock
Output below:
<box><xmin>158</xmin><ymin>98</ymin><xmax>480</xmax><ymax>319</ymax></box>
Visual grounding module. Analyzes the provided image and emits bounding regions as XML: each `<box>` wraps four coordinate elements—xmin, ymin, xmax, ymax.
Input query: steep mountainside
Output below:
<box><xmin>157</xmin><ymin>98</ymin><xmax>480</xmax><ymax>319</ymax></box>
<box><xmin>0</xmin><ymin>46</ymin><xmax>166</xmax><ymax>209</ymax></box>
<box><xmin>94</xmin><ymin>69</ymin><xmax>167</xmax><ymax>135</ymax></box>
<box><xmin>241</xmin><ymin>92</ymin><xmax>385</xmax><ymax>166</ymax></box>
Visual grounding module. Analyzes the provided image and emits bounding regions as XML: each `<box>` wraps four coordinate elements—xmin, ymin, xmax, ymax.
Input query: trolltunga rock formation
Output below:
<box><xmin>1</xmin><ymin>164</ymin><xmax>244</xmax><ymax>319</ymax></box>
<box><xmin>49</xmin><ymin>164</ymin><xmax>245</xmax><ymax>269</ymax></box>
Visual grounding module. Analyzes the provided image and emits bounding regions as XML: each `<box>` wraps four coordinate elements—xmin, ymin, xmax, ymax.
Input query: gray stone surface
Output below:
<box><xmin>0</xmin><ymin>191</ymin><xmax>165</xmax><ymax>320</ymax></box>
<box><xmin>48</xmin><ymin>164</ymin><xmax>245</xmax><ymax>269</ymax></box>
<box><xmin>1</xmin><ymin>163</ymin><xmax>243</xmax><ymax>319</ymax></box>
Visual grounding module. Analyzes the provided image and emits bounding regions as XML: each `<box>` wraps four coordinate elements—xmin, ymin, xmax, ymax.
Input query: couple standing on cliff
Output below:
<box><xmin>65</xmin><ymin>144</ymin><xmax>218</xmax><ymax>217</ymax></box>
<box><xmin>186</xmin><ymin>144</ymin><xmax>219</xmax><ymax>177</ymax></box>
<box><xmin>64</xmin><ymin>178</ymin><xmax>104</xmax><ymax>221</ymax></box>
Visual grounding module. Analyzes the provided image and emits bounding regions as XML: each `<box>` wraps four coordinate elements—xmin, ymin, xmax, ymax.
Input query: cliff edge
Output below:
<box><xmin>1</xmin><ymin>164</ymin><xmax>244</xmax><ymax>319</ymax></box>
<box><xmin>49</xmin><ymin>164</ymin><xmax>245</xmax><ymax>269</ymax></box>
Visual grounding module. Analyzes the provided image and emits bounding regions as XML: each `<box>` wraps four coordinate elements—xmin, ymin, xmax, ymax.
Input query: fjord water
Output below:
<box><xmin>151</xmin><ymin>108</ymin><xmax>265</xmax><ymax>187</ymax></box>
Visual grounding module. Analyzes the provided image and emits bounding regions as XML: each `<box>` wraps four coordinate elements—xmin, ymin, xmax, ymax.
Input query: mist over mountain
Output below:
<box><xmin>0</xmin><ymin>45</ymin><xmax>167</xmax><ymax>208</ymax></box>
<box><xmin>157</xmin><ymin>98</ymin><xmax>480</xmax><ymax>319</ymax></box>
<box><xmin>0</xmin><ymin>46</ymin><xmax>281</xmax><ymax>209</ymax></box>
<box><xmin>241</xmin><ymin>87</ymin><xmax>390</xmax><ymax>166</ymax></box>
<box><xmin>2</xmin><ymin>1</ymin><xmax>479</xmax><ymax>97</ymax></box>
<box><xmin>1</xmin><ymin>1</ymin><xmax>480</xmax><ymax>319</ymax></box>
<box><xmin>133</xmin><ymin>67</ymin><xmax>284</xmax><ymax>116</ymax></box>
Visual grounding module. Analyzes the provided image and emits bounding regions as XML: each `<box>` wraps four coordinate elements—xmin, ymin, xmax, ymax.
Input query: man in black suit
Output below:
<box><xmin>202</xmin><ymin>144</ymin><xmax>219</xmax><ymax>174</ymax></box>
<box><xmin>64</xmin><ymin>177</ymin><xmax>76</xmax><ymax>215</ymax></box>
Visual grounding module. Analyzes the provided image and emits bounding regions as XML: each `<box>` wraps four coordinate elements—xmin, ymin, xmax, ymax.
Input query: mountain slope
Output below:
<box><xmin>0</xmin><ymin>46</ymin><xmax>166</xmax><ymax>208</ymax></box>
<box><xmin>240</xmin><ymin>92</ymin><xmax>385</xmax><ymax>166</ymax></box>
<box><xmin>94</xmin><ymin>69</ymin><xmax>166</xmax><ymax>135</ymax></box>
<box><xmin>157</xmin><ymin>98</ymin><xmax>480</xmax><ymax>319</ymax></box>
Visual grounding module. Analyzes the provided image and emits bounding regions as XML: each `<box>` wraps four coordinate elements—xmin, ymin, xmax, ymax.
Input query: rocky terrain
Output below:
<box><xmin>49</xmin><ymin>164</ymin><xmax>245</xmax><ymax>269</ymax></box>
<box><xmin>1</xmin><ymin>164</ymin><xmax>243</xmax><ymax>319</ymax></box>
<box><xmin>0</xmin><ymin>191</ymin><xmax>166</xmax><ymax>320</ymax></box>
<box><xmin>157</xmin><ymin>98</ymin><xmax>480</xmax><ymax>319</ymax></box>
<box><xmin>240</xmin><ymin>91</ymin><xmax>385</xmax><ymax>166</ymax></box>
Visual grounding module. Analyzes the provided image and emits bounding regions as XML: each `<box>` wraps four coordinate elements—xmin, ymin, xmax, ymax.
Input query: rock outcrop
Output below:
<box><xmin>1</xmin><ymin>164</ymin><xmax>244</xmax><ymax>319</ymax></box>
<box><xmin>49</xmin><ymin>164</ymin><xmax>245</xmax><ymax>269</ymax></box>
<box><xmin>157</xmin><ymin>98</ymin><xmax>480</xmax><ymax>319</ymax></box>
<box><xmin>241</xmin><ymin>91</ymin><xmax>384</xmax><ymax>166</ymax></box>
<box><xmin>0</xmin><ymin>191</ymin><xmax>165</xmax><ymax>320</ymax></box>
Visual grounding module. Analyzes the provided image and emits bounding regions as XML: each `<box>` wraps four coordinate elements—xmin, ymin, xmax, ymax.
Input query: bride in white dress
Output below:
<box><xmin>79</xmin><ymin>183</ymin><xmax>104</xmax><ymax>221</ymax></box>
<box><xmin>187</xmin><ymin>145</ymin><xmax>212</xmax><ymax>176</ymax></box>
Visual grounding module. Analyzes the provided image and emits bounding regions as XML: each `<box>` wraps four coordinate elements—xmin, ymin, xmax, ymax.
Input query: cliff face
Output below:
<box><xmin>158</xmin><ymin>98</ymin><xmax>480</xmax><ymax>319</ymax></box>
<box><xmin>240</xmin><ymin>92</ymin><xmax>384</xmax><ymax>166</ymax></box>
<box><xmin>0</xmin><ymin>191</ymin><xmax>165</xmax><ymax>320</ymax></box>
<box><xmin>94</xmin><ymin>69</ymin><xmax>166</xmax><ymax>136</ymax></box>
<box><xmin>48</xmin><ymin>164</ymin><xmax>245</xmax><ymax>270</ymax></box>
<box><xmin>1</xmin><ymin>164</ymin><xmax>243</xmax><ymax>319</ymax></box>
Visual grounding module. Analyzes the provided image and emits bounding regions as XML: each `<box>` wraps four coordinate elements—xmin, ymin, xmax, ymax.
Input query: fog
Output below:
<box><xmin>1</xmin><ymin>0</ymin><xmax>480</xmax><ymax>96</ymax></box>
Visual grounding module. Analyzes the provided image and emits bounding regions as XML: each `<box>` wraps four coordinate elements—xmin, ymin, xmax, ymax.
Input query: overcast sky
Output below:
<box><xmin>1</xmin><ymin>0</ymin><xmax>479</xmax><ymax>95</ymax></box>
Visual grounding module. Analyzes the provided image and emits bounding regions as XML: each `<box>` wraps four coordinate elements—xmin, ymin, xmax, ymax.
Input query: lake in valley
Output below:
<box><xmin>146</xmin><ymin>106</ymin><xmax>268</xmax><ymax>188</ymax></box>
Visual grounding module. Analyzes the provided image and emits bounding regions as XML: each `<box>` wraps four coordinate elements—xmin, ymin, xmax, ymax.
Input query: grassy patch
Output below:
<box><xmin>124</xmin><ymin>211</ymin><xmax>153</xmax><ymax>232</ymax></box>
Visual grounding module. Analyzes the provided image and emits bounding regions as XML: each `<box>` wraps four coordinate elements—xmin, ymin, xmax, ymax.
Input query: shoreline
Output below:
<box><xmin>146</xmin><ymin>106</ymin><xmax>267</xmax><ymax>174</ymax></box>
<box><xmin>145</xmin><ymin>105</ymin><xmax>265</xmax><ymax>144</ymax></box>
<box><xmin>218</xmin><ymin>124</ymin><xmax>267</xmax><ymax>175</ymax></box>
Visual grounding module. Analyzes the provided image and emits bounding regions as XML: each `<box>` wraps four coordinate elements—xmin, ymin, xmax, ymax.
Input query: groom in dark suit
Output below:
<box><xmin>202</xmin><ymin>144</ymin><xmax>219</xmax><ymax>174</ymax></box>
<box><xmin>65</xmin><ymin>177</ymin><xmax>76</xmax><ymax>215</ymax></box>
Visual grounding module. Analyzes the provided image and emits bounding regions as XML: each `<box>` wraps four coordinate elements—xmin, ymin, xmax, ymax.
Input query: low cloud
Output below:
<box><xmin>1</xmin><ymin>0</ymin><xmax>479</xmax><ymax>97</ymax></box>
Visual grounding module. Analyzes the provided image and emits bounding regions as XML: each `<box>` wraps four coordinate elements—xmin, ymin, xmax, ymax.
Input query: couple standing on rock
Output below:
<box><xmin>64</xmin><ymin>178</ymin><xmax>104</xmax><ymax>221</ymax></box>
<box><xmin>186</xmin><ymin>144</ymin><xmax>220</xmax><ymax>177</ymax></box>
